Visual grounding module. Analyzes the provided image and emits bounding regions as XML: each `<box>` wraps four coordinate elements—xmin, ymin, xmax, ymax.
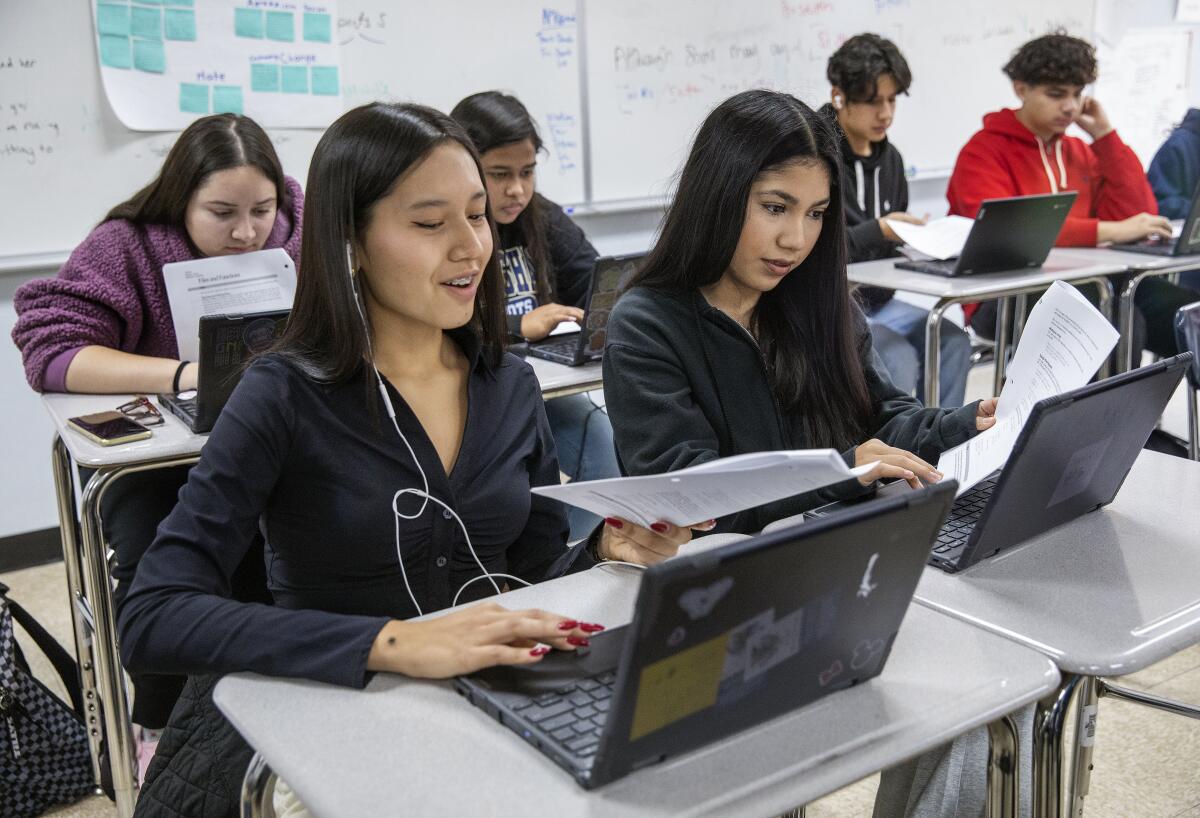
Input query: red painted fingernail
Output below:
<box><xmin>604</xmin><ymin>517</ymin><xmax>624</xmax><ymax>529</ymax></box>
<box><xmin>567</xmin><ymin>636</ymin><xmax>590</xmax><ymax>647</ymax></box>
<box><xmin>651</xmin><ymin>522</ymin><xmax>669</xmax><ymax>533</ymax></box>
<box><xmin>557</xmin><ymin>620</ymin><xmax>579</xmax><ymax>630</ymax></box>
<box><xmin>530</xmin><ymin>646</ymin><xmax>550</xmax><ymax>657</ymax></box>
<box><xmin>580</xmin><ymin>623</ymin><xmax>605</xmax><ymax>633</ymax></box>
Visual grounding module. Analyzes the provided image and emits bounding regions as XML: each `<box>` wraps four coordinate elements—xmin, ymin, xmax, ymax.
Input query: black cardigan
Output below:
<box><xmin>118</xmin><ymin>332</ymin><xmax>588</xmax><ymax>689</ymax></box>
<box><xmin>603</xmin><ymin>286</ymin><xmax>979</xmax><ymax>534</ymax></box>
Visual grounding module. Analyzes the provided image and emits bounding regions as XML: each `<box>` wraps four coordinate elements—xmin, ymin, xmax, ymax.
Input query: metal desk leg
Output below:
<box><xmin>1012</xmin><ymin>294</ymin><xmax>1029</xmax><ymax>352</ymax></box>
<box><xmin>1067</xmin><ymin>676</ymin><xmax>1099</xmax><ymax>818</ymax></box>
<box><xmin>923</xmin><ymin>301</ymin><xmax>950</xmax><ymax>408</ymax></box>
<box><xmin>986</xmin><ymin>714</ymin><xmax>1020</xmax><ymax>818</ymax></box>
<box><xmin>241</xmin><ymin>753</ymin><xmax>277</xmax><ymax>818</ymax></box>
<box><xmin>1033</xmin><ymin>673</ymin><xmax>1082</xmax><ymax>818</ymax></box>
<box><xmin>50</xmin><ymin>437</ymin><xmax>104</xmax><ymax>786</ymax></box>
<box><xmin>1186</xmin><ymin>389</ymin><xmax>1198</xmax><ymax>461</ymax></box>
<box><xmin>993</xmin><ymin>297</ymin><xmax>1014</xmax><ymax>396</ymax></box>
<box><xmin>79</xmin><ymin>468</ymin><xmax>140</xmax><ymax>817</ymax></box>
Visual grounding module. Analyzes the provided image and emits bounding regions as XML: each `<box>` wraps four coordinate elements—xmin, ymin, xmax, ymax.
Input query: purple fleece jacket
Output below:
<box><xmin>12</xmin><ymin>176</ymin><xmax>304</xmax><ymax>392</ymax></box>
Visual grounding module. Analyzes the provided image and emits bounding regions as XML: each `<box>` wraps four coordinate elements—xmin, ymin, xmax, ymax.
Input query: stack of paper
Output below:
<box><xmin>937</xmin><ymin>281</ymin><xmax>1120</xmax><ymax>495</ymax></box>
<box><xmin>885</xmin><ymin>215</ymin><xmax>973</xmax><ymax>260</ymax></box>
<box><xmin>532</xmin><ymin>450</ymin><xmax>874</xmax><ymax>528</ymax></box>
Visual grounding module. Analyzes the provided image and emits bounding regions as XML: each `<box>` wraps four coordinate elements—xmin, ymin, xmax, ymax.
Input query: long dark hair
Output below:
<box><xmin>630</xmin><ymin>89</ymin><xmax>871</xmax><ymax>449</ymax></box>
<box><xmin>104</xmin><ymin>114</ymin><xmax>289</xmax><ymax>225</ymax></box>
<box><xmin>449</xmin><ymin>92</ymin><xmax>555</xmax><ymax>305</ymax></box>
<box><xmin>274</xmin><ymin>103</ymin><xmax>505</xmax><ymax>384</ymax></box>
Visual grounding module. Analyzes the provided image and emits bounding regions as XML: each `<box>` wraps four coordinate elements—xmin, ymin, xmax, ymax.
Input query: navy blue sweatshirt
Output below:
<box><xmin>1147</xmin><ymin>108</ymin><xmax>1200</xmax><ymax>220</ymax></box>
<box><xmin>118</xmin><ymin>331</ymin><xmax>587</xmax><ymax>689</ymax></box>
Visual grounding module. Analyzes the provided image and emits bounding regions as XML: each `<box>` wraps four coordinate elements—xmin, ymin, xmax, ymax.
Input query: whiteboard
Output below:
<box><xmin>585</xmin><ymin>0</ymin><xmax>1095</xmax><ymax>203</ymax></box>
<box><xmin>0</xmin><ymin>0</ymin><xmax>584</xmax><ymax>261</ymax></box>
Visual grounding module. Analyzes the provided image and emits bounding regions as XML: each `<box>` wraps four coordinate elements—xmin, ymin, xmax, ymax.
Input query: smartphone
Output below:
<box><xmin>67</xmin><ymin>411</ymin><xmax>152</xmax><ymax>446</ymax></box>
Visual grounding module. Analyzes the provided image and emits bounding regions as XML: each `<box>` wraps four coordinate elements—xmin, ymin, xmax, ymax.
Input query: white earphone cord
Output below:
<box><xmin>347</xmin><ymin>245</ymin><xmax>527</xmax><ymax>617</ymax></box>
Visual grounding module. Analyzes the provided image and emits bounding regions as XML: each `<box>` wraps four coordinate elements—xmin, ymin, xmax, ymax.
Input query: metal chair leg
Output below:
<box><xmin>986</xmin><ymin>713</ymin><xmax>1020</xmax><ymax>818</ymax></box>
<box><xmin>1187</xmin><ymin>389</ymin><xmax>1198</xmax><ymax>461</ymax></box>
<box><xmin>1068</xmin><ymin>676</ymin><xmax>1099</xmax><ymax>818</ymax></box>
<box><xmin>1033</xmin><ymin>673</ymin><xmax>1083</xmax><ymax>818</ymax></box>
<box><xmin>1098</xmin><ymin>679</ymin><xmax>1200</xmax><ymax>719</ymax></box>
<box><xmin>241</xmin><ymin>753</ymin><xmax>277</xmax><ymax>818</ymax></box>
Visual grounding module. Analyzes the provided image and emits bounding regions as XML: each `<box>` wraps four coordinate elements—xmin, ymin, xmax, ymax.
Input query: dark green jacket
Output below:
<box><xmin>603</xmin><ymin>286</ymin><xmax>980</xmax><ymax>534</ymax></box>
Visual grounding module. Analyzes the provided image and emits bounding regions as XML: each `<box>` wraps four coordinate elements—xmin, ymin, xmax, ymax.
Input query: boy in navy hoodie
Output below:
<box><xmin>1148</xmin><ymin>108</ymin><xmax>1200</xmax><ymax>292</ymax></box>
<box><xmin>822</xmin><ymin>34</ymin><xmax>971</xmax><ymax>407</ymax></box>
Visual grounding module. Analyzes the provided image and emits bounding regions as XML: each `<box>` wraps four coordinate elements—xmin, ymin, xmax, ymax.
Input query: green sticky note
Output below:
<box><xmin>213</xmin><ymin>85</ymin><xmax>244</xmax><ymax>115</ymax></box>
<box><xmin>164</xmin><ymin>8</ymin><xmax>196</xmax><ymax>40</ymax></box>
<box><xmin>281</xmin><ymin>64</ymin><xmax>308</xmax><ymax>93</ymax></box>
<box><xmin>234</xmin><ymin>8</ymin><xmax>263</xmax><ymax>38</ymax></box>
<box><xmin>310</xmin><ymin>65</ymin><xmax>338</xmax><ymax>96</ymax></box>
<box><xmin>302</xmin><ymin>12</ymin><xmax>331</xmax><ymax>42</ymax></box>
<box><xmin>133</xmin><ymin>38</ymin><xmax>166</xmax><ymax>73</ymax></box>
<box><xmin>130</xmin><ymin>6</ymin><xmax>161</xmax><ymax>40</ymax></box>
<box><xmin>265</xmin><ymin>11</ymin><xmax>294</xmax><ymax>42</ymax></box>
<box><xmin>99</xmin><ymin>34</ymin><xmax>132</xmax><ymax>69</ymax></box>
<box><xmin>250</xmin><ymin>62</ymin><xmax>280</xmax><ymax>92</ymax></box>
<box><xmin>179</xmin><ymin>82</ymin><xmax>209</xmax><ymax>113</ymax></box>
<box><xmin>97</xmin><ymin>4</ymin><xmax>131</xmax><ymax>37</ymax></box>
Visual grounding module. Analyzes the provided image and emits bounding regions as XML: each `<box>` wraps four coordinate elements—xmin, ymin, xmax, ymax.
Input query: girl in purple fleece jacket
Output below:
<box><xmin>10</xmin><ymin>114</ymin><xmax>303</xmax><ymax>734</ymax></box>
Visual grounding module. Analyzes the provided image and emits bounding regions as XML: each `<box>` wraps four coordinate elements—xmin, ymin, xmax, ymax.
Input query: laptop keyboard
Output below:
<box><xmin>164</xmin><ymin>394</ymin><xmax>198</xmax><ymax>424</ymax></box>
<box><xmin>930</xmin><ymin>475</ymin><xmax>999</xmax><ymax>565</ymax></box>
<box><xmin>896</xmin><ymin>258</ymin><xmax>959</xmax><ymax>276</ymax></box>
<box><xmin>509</xmin><ymin>670</ymin><xmax>616</xmax><ymax>760</ymax></box>
<box><xmin>529</xmin><ymin>336</ymin><xmax>582</xmax><ymax>364</ymax></box>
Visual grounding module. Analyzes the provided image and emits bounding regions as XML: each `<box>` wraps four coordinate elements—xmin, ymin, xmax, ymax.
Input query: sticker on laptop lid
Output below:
<box><xmin>677</xmin><ymin>577</ymin><xmax>734</xmax><ymax>621</ymax></box>
<box><xmin>629</xmin><ymin>633</ymin><xmax>728</xmax><ymax>741</ymax></box>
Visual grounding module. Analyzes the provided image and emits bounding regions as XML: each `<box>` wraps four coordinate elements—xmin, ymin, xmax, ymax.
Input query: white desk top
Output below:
<box><xmin>846</xmin><ymin>250</ymin><xmax>1126</xmax><ymax>301</ymax></box>
<box><xmin>42</xmin><ymin>358</ymin><xmax>600</xmax><ymax>468</ymax></box>
<box><xmin>915</xmin><ymin>450</ymin><xmax>1200</xmax><ymax>676</ymax></box>
<box><xmin>215</xmin><ymin>567</ymin><xmax>1057</xmax><ymax>818</ymax></box>
<box><xmin>1053</xmin><ymin>246</ymin><xmax>1200</xmax><ymax>274</ymax></box>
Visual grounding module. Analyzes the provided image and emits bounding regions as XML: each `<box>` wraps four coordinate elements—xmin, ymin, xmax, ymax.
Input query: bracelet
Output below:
<box><xmin>172</xmin><ymin>360</ymin><xmax>191</xmax><ymax>393</ymax></box>
<box><xmin>586</xmin><ymin>524</ymin><xmax>608</xmax><ymax>564</ymax></box>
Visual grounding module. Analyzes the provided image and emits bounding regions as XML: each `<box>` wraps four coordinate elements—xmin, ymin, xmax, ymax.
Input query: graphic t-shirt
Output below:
<box><xmin>501</xmin><ymin>246</ymin><xmax>538</xmax><ymax>319</ymax></box>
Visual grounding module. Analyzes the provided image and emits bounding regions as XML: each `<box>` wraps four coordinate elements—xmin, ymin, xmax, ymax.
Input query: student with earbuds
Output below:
<box><xmin>117</xmin><ymin>102</ymin><xmax>696</xmax><ymax>812</ymax></box>
<box><xmin>822</xmin><ymin>34</ymin><xmax>972</xmax><ymax>407</ymax></box>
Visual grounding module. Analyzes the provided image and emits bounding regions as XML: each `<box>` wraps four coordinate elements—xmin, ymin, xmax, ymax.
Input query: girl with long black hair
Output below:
<box><xmin>603</xmin><ymin>89</ymin><xmax>998</xmax><ymax>536</ymax></box>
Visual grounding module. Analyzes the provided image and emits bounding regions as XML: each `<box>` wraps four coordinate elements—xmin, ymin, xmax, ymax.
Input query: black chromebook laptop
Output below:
<box><xmin>527</xmin><ymin>254</ymin><xmax>639</xmax><ymax>366</ymax></box>
<box><xmin>809</xmin><ymin>354</ymin><xmax>1190</xmax><ymax>573</ymax></box>
<box><xmin>158</xmin><ymin>309</ymin><xmax>289</xmax><ymax>433</ymax></box>
<box><xmin>895</xmin><ymin>192</ymin><xmax>1077</xmax><ymax>277</ymax></box>
<box><xmin>455</xmin><ymin>480</ymin><xmax>956</xmax><ymax>789</ymax></box>
<box><xmin>1117</xmin><ymin>181</ymin><xmax>1200</xmax><ymax>257</ymax></box>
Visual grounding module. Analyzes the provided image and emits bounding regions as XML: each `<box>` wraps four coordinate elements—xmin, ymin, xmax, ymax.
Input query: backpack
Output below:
<box><xmin>0</xmin><ymin>580</ymin><xmax>95</xmax><ymax>817</ymax></box>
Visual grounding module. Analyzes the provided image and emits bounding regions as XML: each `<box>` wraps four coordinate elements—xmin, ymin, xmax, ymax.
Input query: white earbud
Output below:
<box><xmin>833</xmin><ymin>95</ymin><xmax>844</xmax><ymax>110</ymax></box>
<box><xmin>345</xmin><ymin>241</ymin><xmax>356</xmax><ymax>280</ymax></box>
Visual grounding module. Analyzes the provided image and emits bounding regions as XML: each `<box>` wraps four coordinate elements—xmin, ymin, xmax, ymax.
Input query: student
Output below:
<box><xmin>822</xmin><ymin>33</ymin><xmax>972</xmax><ymax>407</ymax></box>
<box><xmin>946</xmin><ymin>32</ymin><xmax>1195</xmax><ymax>356</ymax></box>
<box><xmin>1147</xmin><ymin>108</ymin><xmax>1200</xmax><ymax>292</ymax></box>
<box><xmin>450</xmin><ymin>91</ymin><xmax>620</xmax><ymax>540</ymax></box>
<box><xmin>9</xmin><ymin>114</ymin><xmax>303</xmax><ymax>735</ymax></box>
<box><xmin>602</xmin><ymin>89</ymin><xmax>998</xmax><ymax>538</ymax></box>
<box><xmin>116</xmin><ymin>102</ymin><xmax>695</xmax><ymax>815</ymax></box>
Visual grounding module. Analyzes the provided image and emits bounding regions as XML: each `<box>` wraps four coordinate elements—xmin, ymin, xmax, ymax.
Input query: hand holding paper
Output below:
<box><xmin>885</xmin><ymin>215</ymin><xmax>973</xmax><ymax>260</ymax></box>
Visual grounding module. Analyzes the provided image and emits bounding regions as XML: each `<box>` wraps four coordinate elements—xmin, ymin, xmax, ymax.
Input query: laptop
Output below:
<box><xmin>526</xmin><ymin>254</ymin><xmax>640</xmax><ymax>366</ymax></box>
<box><xmin>158</xmin><ymin>309</ymin><xmax>289</xmax><ymax>433</ymax></box>
<box><xmin>895</xmin><ymin>192</ymin><xmax>1077</xmax><ymax>277</ymax></box>
<box><xmin>455</xmin><ymin>480</ymin><xmax>957</xmax><ymax>789</ymax></box>
<box><xmin>809</xmin><ymin>353</ymin><xmax>1190</xmax><ymax>573</ymax></box>
<box><xmin>1117</xmin><ymin>181</ymin><xmax>1200</xmax><ymax>257</ymax></box>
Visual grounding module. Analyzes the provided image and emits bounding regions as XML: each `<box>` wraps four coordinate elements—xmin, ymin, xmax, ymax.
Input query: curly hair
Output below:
<box><xmin>1003</xmin><ymin>31</ymin><xmax>1097</xmax><ymax>86</ymax></box>
<box><xmin>826</xmin><ymin>33</ymin><xmax>912</xmax><ymax>103</ymax></box>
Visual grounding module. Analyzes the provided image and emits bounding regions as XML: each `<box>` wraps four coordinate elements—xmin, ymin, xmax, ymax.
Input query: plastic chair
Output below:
<box><xmin>1173</xmin><ymin>302</ymin><xmax>1200</xmax><ymax>460</ymax></box>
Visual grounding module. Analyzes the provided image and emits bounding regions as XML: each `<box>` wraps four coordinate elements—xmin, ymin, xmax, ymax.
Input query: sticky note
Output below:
<box><xmin>99</xmin><ymin>34</ymin><xmax>133</xmax><ymax>69</ymax></box>
<box><xmin>234</xmin><ymin>8</ymin><xmax>263</xmax><ymax>38</ymax></box>
<box><xmin>281</xmin><ymin>65</ymin><xmax>308</xmax><ymax>93</ymax></box>
<box><xmin>164</xmin><ymin>8</ymin><xmax>196</xmax><ymax>40</ymax></box>
<box><xmin>265</xmin><ymin>11</ymin><xmax>294</xmax><ymax>42</ymax></box>
<box><xmin>133</xmin><ymin>38</ymin><xmax>167</xmax><ymax>73</ymax></box>
<box><xmin>630</xmin><ymin>633</ymin><xmax>727</xmax><ymax>741</ymax></box>
<box><xmin>310</xmin><ymin>66</ymin><xmax>338</xmax><ymax>95</ymax></box>
<box><xmin>130</xmin><ymin>6</ymin><xmax>162</xmax><ymax>40</ymax></box>
<box><xmin>213</xmin><ymin>85</ymin><xmax>244</xmax><ymax>115</ymax></box>
<box><xmin>250</xmin><ymin>63</ymin><xmax>280</xmax><ymax>92</ymax></box>
<box><xmin>179</xmin><ymin>82</ymin><xmax>209</xmax><ymax>114</ymax></box>
<box><xmin>97</xmin><ymin>4</ymin><xmax>131</xmax><ymax>37</ymax></box>
<box><xmin>303</xmin><ymin>12</ymin><xmax>331</xmax><ymax>42</ymax></box>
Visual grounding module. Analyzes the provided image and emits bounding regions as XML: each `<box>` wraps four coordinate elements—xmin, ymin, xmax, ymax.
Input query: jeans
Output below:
<box><xmin>543</xmin><ymin>392</ymin><xmax>621</xmax><ymax>541</ymax></box>
<box><xmin>868</xmin><ymin>298</ymin><xmax>972</xmax><ymax>407</ymax></box>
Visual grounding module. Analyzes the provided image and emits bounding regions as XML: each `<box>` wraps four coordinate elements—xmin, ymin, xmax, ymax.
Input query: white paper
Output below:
<box><xmin>937</xmin><ymin>281</ymin><xmax>1119</xmax><ymax>494</ymax></box>
<box><xmin>1176</xmin><ymin>0</ymin><xmax>1200</xmax><ymax>23</ymax></box>
<box><xmin>92</xmin><ymin>0</ymin><xmax>342</xmax><ymax>131</ymax></box>
<box><xmin>885</xmin><ymin>216</ymin><xmax>974</xmax><ymax>260</ymax></box>
<box><xmin>163</xmin><ymin>248</ymin><xmax>297</xmax><ymax>362</ymax></box>
<box><xmin>533</xmin><ymin>449</ymin><xmax>874</xmax><ymax>528</ymax></box>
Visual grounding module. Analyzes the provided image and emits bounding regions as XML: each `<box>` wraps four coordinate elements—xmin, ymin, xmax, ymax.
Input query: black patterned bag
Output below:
<box><xmin>0</xmin><ymin>581</ymin><xmax>94</xmax><ymax>817</ymax></box>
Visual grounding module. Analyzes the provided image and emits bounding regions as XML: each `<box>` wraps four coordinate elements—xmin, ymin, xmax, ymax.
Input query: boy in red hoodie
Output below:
<box><xmin>947</xmin><ymin>32</ymin><xmax>1194</xmax><ymax>355</ymax></box>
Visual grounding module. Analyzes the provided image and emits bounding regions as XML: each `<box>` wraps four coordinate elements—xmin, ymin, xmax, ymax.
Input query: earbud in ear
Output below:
<box><xmin>833</xmin><ymin>95</ymin><xmax>843</xmax><ymax>110</ymax></box>
<box><xmin>344</xmin><ymin>240</ymin><xmax>356</xmax><ymax>280</ymax></box>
